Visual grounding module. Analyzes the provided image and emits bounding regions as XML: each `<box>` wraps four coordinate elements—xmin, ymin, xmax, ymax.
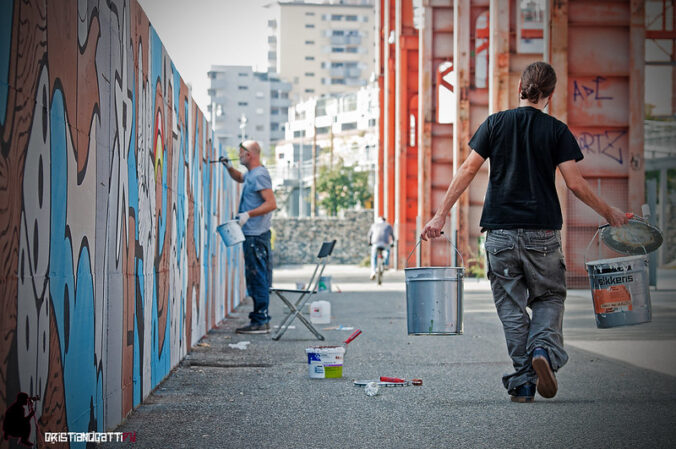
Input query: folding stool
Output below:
<box><xmin>270</xmin><ymin>240</ymin><xmax>336</xmax><ymax>341</ymax></box>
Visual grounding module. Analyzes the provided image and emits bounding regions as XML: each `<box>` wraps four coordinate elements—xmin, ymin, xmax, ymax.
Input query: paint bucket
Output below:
<box><xmin>305</xmin><ymin>346</ymin><xmax>345</xmax><ymax>378</ymax></box>
<box><xmin>585</xmin><ymin>255</ymin><xmax>651</xmax><ymax>328</ymax></box>
<box><xmin>217</xmin><ymin>220</ymin><xmax>245</xmax><ymax>247</ymax></box>
<box><xmin>310</xmin><ymin>300</ymin><xmax>331</xmax><ymax>324</ymax></box>
<box><xmin>404</xmin><ymin>237</ymin><xmax>464</xmax><ymax>335</ymax></box>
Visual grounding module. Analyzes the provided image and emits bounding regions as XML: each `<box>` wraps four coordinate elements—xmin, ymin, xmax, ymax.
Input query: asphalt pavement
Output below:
<box><xmin>99</xmin><ymin>265</ymin><xmax>676</xmax><ymax>449</ymax></box>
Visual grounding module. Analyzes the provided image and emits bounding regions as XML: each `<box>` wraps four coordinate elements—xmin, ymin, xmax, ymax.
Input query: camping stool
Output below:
<box><xmin>270</xmin><ymin>240</ymin><xmax>337</xmax><ymax>341</ymax></box>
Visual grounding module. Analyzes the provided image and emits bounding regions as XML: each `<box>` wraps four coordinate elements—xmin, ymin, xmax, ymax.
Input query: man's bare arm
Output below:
<box><xmin>558</xmin><ymin>160</ymin><xmax>628</xmax><ymax>227</ymax></box>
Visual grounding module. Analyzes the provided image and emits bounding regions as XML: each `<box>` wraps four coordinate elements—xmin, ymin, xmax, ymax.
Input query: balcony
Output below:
<box><xmin>271</xmin><ymin>97</ymin><xmax>292</xmax><ymax>108</ymax></box>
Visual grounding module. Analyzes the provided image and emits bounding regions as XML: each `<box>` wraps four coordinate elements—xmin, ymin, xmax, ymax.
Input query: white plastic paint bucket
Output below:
<box><xmin>305</xmin><ymin>347</ymin><xmax>325</xmax><ymax>378</ymax></box>
<box><xmin>585</xmin><ymin>255</ymin><xmax>651</xmax><ymax>328</ymax></box>
<box><xmin>305</xmin><ymin>346</ymin><xmax>345</xmax><ymax>378</ymax></box>
<box><xmin>310</xmin><ymin>300</ymin><xmax>331</xmax><ymax>324</ymax></box>
<box><xmin>217</xmin><ymin>220</ymin><xmax>245</xmax><ymax>247</ymax></box>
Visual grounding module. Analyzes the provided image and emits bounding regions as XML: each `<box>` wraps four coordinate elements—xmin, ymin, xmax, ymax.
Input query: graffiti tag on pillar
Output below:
<box><xmin>572</xmin><ymin>76</ymin><xmax>613</xmax><ymax>102</ymax></box>
<box><xmin>576</xmin><ymin>129</ymin><xmax>627</xmax><ymax>164</ymax></box>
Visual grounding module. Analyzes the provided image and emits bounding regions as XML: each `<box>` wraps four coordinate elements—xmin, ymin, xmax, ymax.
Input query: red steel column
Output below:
<box><xmin>454</xmin><ymin>0</ymin><xmax>471</xmax><ymax>265</ymax></box>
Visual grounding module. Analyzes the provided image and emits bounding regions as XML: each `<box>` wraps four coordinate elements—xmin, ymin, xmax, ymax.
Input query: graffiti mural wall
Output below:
<box><xmin>0</xmin><ymin>0</ymin><xmax>244</xmax><ymax>444</ymax></box>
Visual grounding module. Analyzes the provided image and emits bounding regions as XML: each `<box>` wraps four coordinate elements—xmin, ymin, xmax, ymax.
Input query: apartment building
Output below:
<box><xmin>272</xmin><ymin>85</ymin><xmax>378</xmax><ymax>216</ymax></box>
<box><xmin>207</xmin><ymin>65</ymin><xmax>292</xmax><ymax>153</ymax></box>
<box><xmin>266</xmin><ymin>0</ymin><xmax>375</xmax><ymax>103</ymax></box>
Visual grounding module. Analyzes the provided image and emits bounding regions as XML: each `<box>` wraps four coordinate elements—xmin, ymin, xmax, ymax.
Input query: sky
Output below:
<box><xmin>137</xmin><ymin>0</ymin><xmax>271</xmax><ymax>112</ymax></box>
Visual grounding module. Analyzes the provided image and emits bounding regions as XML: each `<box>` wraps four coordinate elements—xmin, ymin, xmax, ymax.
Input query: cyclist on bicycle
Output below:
<box><xmin>367</xmin><ymin>216</ymin><xmax>395</xmax><ymax>280</ymax></box>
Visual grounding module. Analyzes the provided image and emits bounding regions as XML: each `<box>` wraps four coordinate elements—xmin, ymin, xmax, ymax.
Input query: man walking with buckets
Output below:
<box><xmin>421</xmin><ymin>62</ymin><xmax>628</xmax><ymax>403</ymax></box>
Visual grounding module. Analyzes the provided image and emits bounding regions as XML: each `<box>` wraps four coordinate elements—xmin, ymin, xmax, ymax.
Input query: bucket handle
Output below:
<box><xmin>406</xmin><ymin>233</ymin><xmax>464</xmax><ymax>268</ymax></box>
<box><xmin>583</xmin><ymin>228</ymin><xmax>602</xmax><ymax>266</ymax></box>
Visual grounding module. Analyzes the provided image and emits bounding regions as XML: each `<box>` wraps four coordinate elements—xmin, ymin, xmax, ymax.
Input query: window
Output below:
<box><xmin>331</xmin><ymin>78</ymin><xmax>346</xmax><ymax>85</ymax></box>
<box><xmin>316</xmin><ymin>126</ymin><xmax>330</xmax><ymax>134</ymax></box>
<box><xmin>305</xmin><ymin>56</ymin><xmax>315</xmax><ymax>61</ymax></box>
<box><xmin>305</xmin><ymin>72</ymin><xmax>315</xmax><ymax>77</ymax></box>
<box><xmin>293</xmin><ymin>130</ymin><xmax>306</xmax><ymax>138</ymax></box>
<box><xmin>305</xmin><ymin>11</ymin><xmax>315</xmax><ymax>16</ymax></box>
<box><xmin>346</xmin><ymin>47</ymin><xmax>358</xmax><ymax>53</ymax></box>
<box><xmin>331</xmin><ymin>14</ymin><xmax>342</xmax><ymax>20</ymax></box>
<box><xmin>271</xmin><ymin>108</ymin><xmax>279</xmax><ymax>115</ymax></box>
<box><xmin>255</xmin><ymin>125</ymin><xmax>264</xmax><ymax>131</ymax></box>
<box><xmin>305</xmin><ymin>24</ymin><xmax>315</xmax><ymax>28</ymax></box>
<box><xmin>305</xmin><ymin>88</ymin><xmax>315</xmax><ymax>94</ymax></box>
<box><xmin>517</xmin><ymin>0</ymin><xmax>545</xmax><ymax>54</ymax></box>
<box><xmin>341</xmin><ymin>122</ymin><xmax>357</xmax><ymax>131</ymax></box>
<box><xmin>278</xmin><ymin>152</ymin><xmax>285</xmax><ymax>159</ymax></box>
<box><xmin>368</xmin><ymin>118</ymin><xmax>376</xmax><ymax>127</ymax></box>
<box><xmin>238</xmin><ymin>86</ymin><xmax>248</xmax><ymax>90</ymax></box>
<box><xmin>238</xmin><ymin>101</ymin><xmax>248</xmax><ymax>106</ymax></box>
<box><xmin>305</xmin><ymin>40</ymin><xmax>315</xmax><ymax>45</ymax></box>
<box><xmin>331</xmin><ymin>47</ymin><xmax>345</xmax><ymax>53</ymax></box>
<box><xmin>238</xmin><ymin>73</ymin><xmax>247</xmax><ymax>77</ymax></box>
<box><xmin>346</xmin><ymin>15</ymin><xmax>358</xmax><ymax>21</ymax></box>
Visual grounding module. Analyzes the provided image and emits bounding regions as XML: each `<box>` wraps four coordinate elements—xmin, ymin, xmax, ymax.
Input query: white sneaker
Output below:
<box><xmin>369</xmin><ymin>273</ymin><xmax>376</xmax><ymax>280</ymax></box>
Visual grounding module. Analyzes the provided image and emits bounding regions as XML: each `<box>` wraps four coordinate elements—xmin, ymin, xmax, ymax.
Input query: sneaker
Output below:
<box><xmin>236</xmin><ymin>323</ymin><xmax>270</xmax><ymax>334</ymax></box>
<box><xmin>532</xmin><ymin>347</ymin><xmax>558</xmax><ymax>398</ymax></box>
<box><xmin>509</xmin><ymin>383</ymin><xmax>536</xmax><ymax>403</ymax></box>
<box><xmin>369</xmin><ymin>272</ymin><xmax>376</xmax><ymax>280</ymax></box>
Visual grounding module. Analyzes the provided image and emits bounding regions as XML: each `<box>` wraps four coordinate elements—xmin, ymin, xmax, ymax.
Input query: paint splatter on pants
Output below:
<box><xmin>485</xmin><ymin>229</ymin><xmax>568</xmax><ymax>393</ymax></box>
<box><xmin>244</xmin><ymin>231</ymin><xmax>272</xmax><ymax>325</ymax></box>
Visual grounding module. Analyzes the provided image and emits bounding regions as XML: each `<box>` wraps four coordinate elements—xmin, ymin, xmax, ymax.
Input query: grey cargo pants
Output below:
<box><xmin>485</xmin><ymin>229</ymin><xmax>568</xmax><ymax>393</ymax></box>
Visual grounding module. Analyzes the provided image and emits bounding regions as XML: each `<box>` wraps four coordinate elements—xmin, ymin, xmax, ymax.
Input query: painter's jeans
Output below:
<box><xmin>370</xmin><ymin>245</ymin><xmax>391</xmax><ymax>273</ymax></box>
<box><xmin>244</xmin><ymin>231</ymin><xmax>272</xmax><ymax>325</ymax></box>
<box><xmin>485</xmin><ymin>229</ymin><xmax>568</xmax><ymax>393</ymax></box>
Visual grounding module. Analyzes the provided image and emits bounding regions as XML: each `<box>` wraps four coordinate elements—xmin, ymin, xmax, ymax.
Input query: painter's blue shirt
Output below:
<box><xmin>239</xmin><ymin>166</ymin><xmax>273</xmax><ymax>236</ymax></box>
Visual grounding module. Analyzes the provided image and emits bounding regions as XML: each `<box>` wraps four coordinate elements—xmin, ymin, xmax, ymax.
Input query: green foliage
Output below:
<box><xmin>316</xmin><ymin>160</ymin><xmax>373</xmax><ymax>216</ymax></box>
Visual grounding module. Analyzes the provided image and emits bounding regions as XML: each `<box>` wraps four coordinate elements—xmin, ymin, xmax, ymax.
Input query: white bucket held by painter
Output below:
<box><xmin>585</xmin><ymin>255</ymin><xmax>651</xmax><ymax>328</ymax></box>
<box><xmin>217</xmin><ymin>220</ymin><xmax>245</xmax><ymax>247</ymax></box>
<box><xmin>310</xmin><ymin>300</ymin><xmax>331</xmax><ymax>324</ymax></box>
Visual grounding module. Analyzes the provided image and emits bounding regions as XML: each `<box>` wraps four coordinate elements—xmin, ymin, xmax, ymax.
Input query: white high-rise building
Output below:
<box><xmin>265</xmin><ymin>0</ymin><xmax>375</xmax><ymax>103</ymax></box>
<box><xmin>207</xmin><ymin>65</ymin><xmax>292</xmax><ymax>154</ymax></box>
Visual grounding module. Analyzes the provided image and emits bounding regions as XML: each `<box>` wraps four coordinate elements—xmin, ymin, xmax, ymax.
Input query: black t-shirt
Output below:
<box><xmin>468</xmin><ymin>106</ymin><xmax>583</xmax><ymax>230</ymax></box>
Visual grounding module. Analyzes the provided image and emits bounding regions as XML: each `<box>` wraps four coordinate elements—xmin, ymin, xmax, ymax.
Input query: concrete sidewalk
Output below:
<box><xmin>100</xmin><ymin>265</ymin><xmax>676</xmax><ymax>448</ymax></box>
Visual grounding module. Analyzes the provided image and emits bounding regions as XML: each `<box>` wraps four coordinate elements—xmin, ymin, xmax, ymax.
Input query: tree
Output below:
<box><xmin>316</xmin><ymin>161</ymin><xmax>372</xmax><ymax>216</ymax></box>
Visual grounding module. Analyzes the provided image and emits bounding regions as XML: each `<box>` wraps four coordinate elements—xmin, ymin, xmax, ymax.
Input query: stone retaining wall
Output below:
<box><xmin>272</xmin><ymin>210</ymin><xmax>374</xmax><ymax>265</ymax></box>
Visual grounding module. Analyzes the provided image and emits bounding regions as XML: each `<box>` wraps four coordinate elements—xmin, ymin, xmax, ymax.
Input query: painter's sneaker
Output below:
<box><xmin>369</xmin><ymin>272</ymin><xmax>376</xmax><ymax>280</ymax></box>
<box><xmin>236</xmin><ymin>323</ymin><xmax>270</xmax><ymax>334</ymax></box>
<box><xmin>532</xmin><ymin>347</ymin><xmax>558</xmax><ymax>398</ymax></box>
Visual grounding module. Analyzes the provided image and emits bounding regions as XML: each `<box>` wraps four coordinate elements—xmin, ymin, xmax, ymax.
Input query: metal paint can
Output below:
<box><xmin>404</xmin><ymin>266</ymin><xmax>464</xmax><ymax>335</ymax></box>
<box><xmin>585</xmin><ymin>255</ymin><xmax>651</xmax><ymax>328</ymax></box>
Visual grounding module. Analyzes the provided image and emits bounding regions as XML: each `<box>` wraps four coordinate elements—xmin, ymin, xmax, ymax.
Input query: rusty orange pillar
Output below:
<box><xmin>376</xmin><ymin>0</ymin><xmax>385</xmax><ymax>218</ymax></box>
<box><xmin>417</xmin><ymin>0</ymin><xmax>433</xmax><ymax>267</ymax></box>
<box><xmin>394</xmin><ymin>0</ymin><xmax>419</xmax><ymax>268</ymax></box>
<box><xmin>453</xmin><ymin>0</ymin><xmax>471</xmax><ymax>266</ymax></box>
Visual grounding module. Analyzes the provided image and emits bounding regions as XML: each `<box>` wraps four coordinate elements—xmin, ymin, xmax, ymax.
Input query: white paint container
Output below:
<box><xmin>217</xmin><ymin>220</ymin><xmax>245</xmax><ymax>247</ymax></box>
<box><xmin>305</xmin><ymin>348</ymin><xmax>325</xmax><ymax>378</ymax></box>
<box><xmin>305</xmin><ymin>346</ymin><xmax>345</xmax><ymax>379</ymax></box>
<box><xmin>310</xmin><ymin>300</ymin><xmax>331</xmax><ymax>324</ymax></box>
